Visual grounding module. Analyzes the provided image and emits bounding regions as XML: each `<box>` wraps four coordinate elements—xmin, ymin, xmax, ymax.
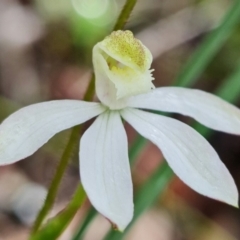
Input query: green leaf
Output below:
<box><xmin>31</xmin><ymin>185</ymin><xmax>85</xmax><ymax>240</ymax></box>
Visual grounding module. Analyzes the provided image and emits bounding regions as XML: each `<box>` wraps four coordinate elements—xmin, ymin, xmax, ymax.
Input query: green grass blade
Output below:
<box><xmin>72</xmin><ymin>207</ymin><xmax>96</xmax><ymax>240</ymax></box>
<box><xmin>31</xmin><ymin>185</ymin><xmax>85</xmax><ymax>240</ymax></box>
<box><xmin>175</xmin><ymin>0</ymin><xmax>240</xmax><ymax>87</ymax></box>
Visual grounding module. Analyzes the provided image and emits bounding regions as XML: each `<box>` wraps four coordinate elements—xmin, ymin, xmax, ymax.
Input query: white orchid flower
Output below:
<box><xmin>0</xmin><ymin>30</ymin><xmax>239</xmax><ymax>231</ymax></box>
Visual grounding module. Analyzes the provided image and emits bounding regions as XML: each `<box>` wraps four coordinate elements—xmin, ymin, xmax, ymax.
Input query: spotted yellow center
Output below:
<box><xmin>102</xmin><ymin>30</ymin><xmax>150</xmax><ymax>73</ymax></box>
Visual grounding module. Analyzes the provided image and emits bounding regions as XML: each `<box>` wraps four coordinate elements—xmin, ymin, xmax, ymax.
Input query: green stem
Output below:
<box><xmin>113</xmin><ymin>0</ymin><xmax>137</xmax><ymax>31</ymax></box>
<box><xmin>31</xmin><ymin>126</ymin><xmax>81</xmax><ymax>235</ymax></box>
<box><xmin>30</xmin><ymin>76</ymin><xmax>96</xmax><ymax>236</ymax></box>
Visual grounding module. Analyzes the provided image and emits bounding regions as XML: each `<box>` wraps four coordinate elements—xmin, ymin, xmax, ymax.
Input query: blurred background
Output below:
<box><xmin>0</xmin><ymin>0</ymin><xmax>240</xmax><ymax>239</ymax></box>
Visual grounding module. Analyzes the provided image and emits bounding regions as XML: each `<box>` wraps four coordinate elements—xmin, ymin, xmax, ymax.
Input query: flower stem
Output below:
<box><xmin>30</xmin><ymin>125</ymin><xmax>81</xmax><ymax>234</ymax></box>
<box><xmin>30</xmin><ymin>76</ymin><xmax>96</xmax><ymax>235</ymax></box>
<box><xmin>113</xmin><ymin>0</ymin><xmax>137</xmax><ymax>31</ymax></box>
<box><xmin>30</xmin><ymin>0</ymin><xmax>138</xmax><ymax>237</ymax></box>
<box><xmin>84</xmin><ymin>75</ymin><xmax>95</xmax><ymax>102</ymax></box>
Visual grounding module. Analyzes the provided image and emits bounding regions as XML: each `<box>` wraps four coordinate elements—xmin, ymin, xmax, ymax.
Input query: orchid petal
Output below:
<box><xmin>127</xmin><ymin>87</ymin><xmax>240</xmax><ymax>134</ymax></box>
<box><xmin>80</xmin><ymin>111</ymin><xmax>133</xmax><ymax>231</ymax></box>
<box><xmin>0</xmin><ymin>100</ymin><xmax>105</xmax><ymax>165</ymax></box>
<box><xmin>122</xmin><ymin>108</ymin><xmax>238</xmax><ymax>207</ymax></box>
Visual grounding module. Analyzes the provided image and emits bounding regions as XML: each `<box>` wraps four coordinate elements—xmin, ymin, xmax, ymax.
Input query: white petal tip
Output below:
<box><xmin>212</xmin><ymin>184</ymin><xmax>238</xmax><ymax>208</ymax></box>
<box><xmin>220</xmin><ymin>199</ymin><xmax>238</xmax><ymax>208</ymax></box>
<box><xmin>226</xmin><ymin>186</ymin><xmax>238</xmax><ymax>208</ymax></box>
<box><xmin>106</xmin><ymin>212</ymin><xmax>132</xmax><ymax>232</ymax></box>
<box><xmin>233</xmin><ymin>204</ymin><xmax>239</xmax><ymax>208</ymax></box>
<box><xmin>108</xmin><ymin>220</ymin><xmax>125</xmax><ymax>232</ymax></box>
<box><xmin>227</xmin><ymin>197</ymin><xmax>239</xmax><ymax>208</ymax></box>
